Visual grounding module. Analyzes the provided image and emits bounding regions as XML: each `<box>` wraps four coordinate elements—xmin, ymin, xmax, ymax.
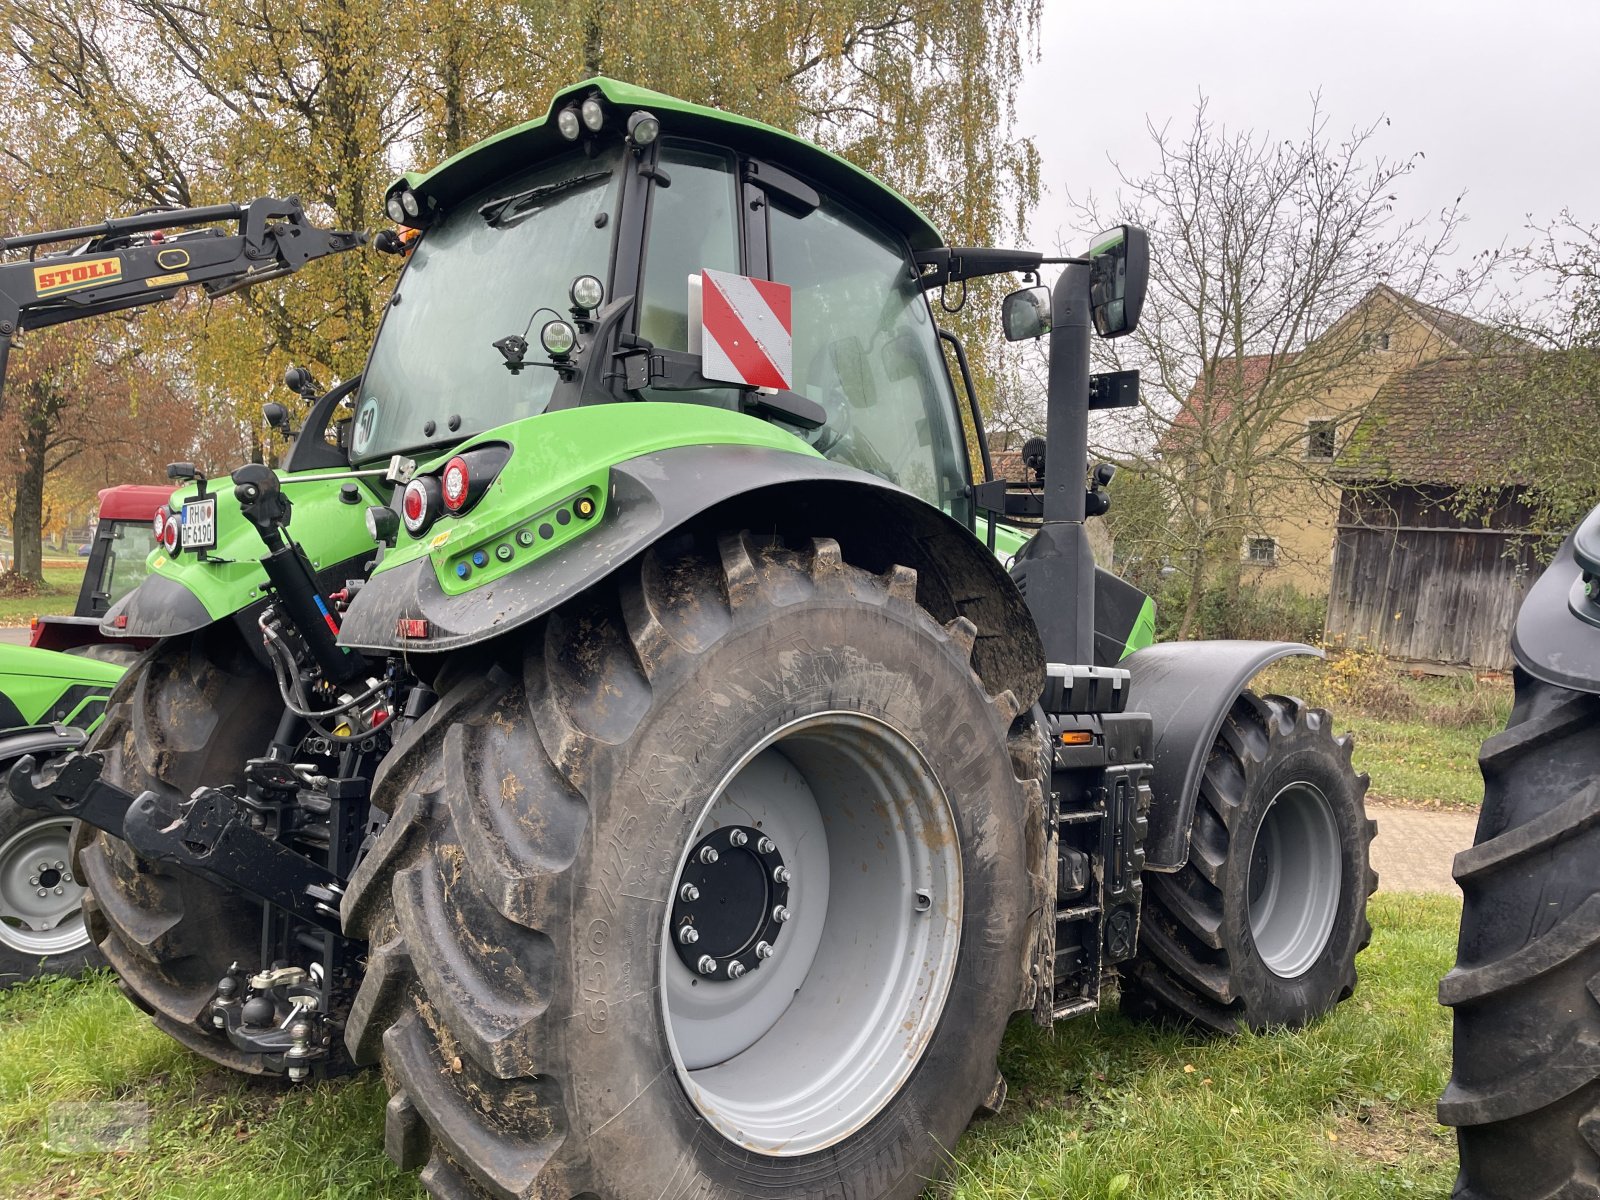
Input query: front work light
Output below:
<box><xmin>399</xmin><ymin>190</ymin><xmax>421</xmax><ymax>218</ymax></box>
<box><xmin>627</xmin><ymin>110</ymin><xmax>660</xmax><ymax>147</ymax></box>
<box><xmin>556</xmin><ymin>106</ymin><xmax>582</xmax><ymax>141</ymax></box>
<box><xmin>570</xmin><ymin>274</ymin><xmax>604</xmax><ymax>312</ymax></box>
<box><xmin>540</xmin><ymin>319</ymin><xmax>577</xmax><ymax>358</ymax></box>
<box><xmin>580</xmin><ymin>96</ymin><xmax>606</xmax><ymax>132</ymax></box>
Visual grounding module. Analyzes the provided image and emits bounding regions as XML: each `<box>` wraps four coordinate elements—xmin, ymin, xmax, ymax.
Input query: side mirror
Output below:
<box><xmin>1001</xmin><ymin>285</ymin><xmax>1053</xmax><ymax>341</ymax></box>
<box><xmin>1087</xmin><ymin>225</ymin><xmax>1148</xmax><ymax>338</ymax></box>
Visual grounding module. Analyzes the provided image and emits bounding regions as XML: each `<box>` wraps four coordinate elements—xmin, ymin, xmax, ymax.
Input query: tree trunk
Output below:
<box><xmin>1177</xmin><ymin>546</ymin><xmax>1207</xmax><ymax>639</ymax></box>
<box><xmin>11</xmin><ymin>408</ymin><xmax>49</xmax><ymax>584</ymax></box>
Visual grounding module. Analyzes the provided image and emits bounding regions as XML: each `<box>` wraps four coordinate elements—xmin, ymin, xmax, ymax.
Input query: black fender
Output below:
<box><xmin>338</xmin><ymin>443</ymin><xmax>1045</xmax><ymax>705</ymax></box>
<box><xmin>1124</xmin><ymin>639</ymin><xmax>1321</xmax><ymax>871</ymax></box>
<box><xmin>0</xmin><ymin>724</ymin><xmax>87</xmax><ymax>774</ymax></box>
<box><xmin>1510</xmin><ymin>502</ymin><xmax>1600</xmax><ymax>695</ymax></box>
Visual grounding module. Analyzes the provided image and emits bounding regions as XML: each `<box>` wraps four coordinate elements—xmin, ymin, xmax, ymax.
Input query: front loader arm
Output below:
<box><xmin>0</xmin><ymin>196</ymin><xmax>365</xmax><ymax>396</ymax></box>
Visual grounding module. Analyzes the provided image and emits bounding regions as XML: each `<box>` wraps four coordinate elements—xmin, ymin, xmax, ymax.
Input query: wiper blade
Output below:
<box><xmin>479</xmin><ymin>171</ymin><xmax>610</xmax><ymax>226</ymax></box>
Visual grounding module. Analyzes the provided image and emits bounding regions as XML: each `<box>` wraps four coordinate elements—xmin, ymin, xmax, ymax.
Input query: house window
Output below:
<box><xmin>1306</xmin><ymin>419</ymin><xmax>1336</xmax><ymax>460</ymax></box>
<box><xmin>1362</xmin><ymin>331</ymin><xmax>1392</xmax><ymax>351</ymax></box>
<box><xmin>1247</xmin><ymin>537</ymin><xmax>1277</xmax><ymax>567</ymax></box>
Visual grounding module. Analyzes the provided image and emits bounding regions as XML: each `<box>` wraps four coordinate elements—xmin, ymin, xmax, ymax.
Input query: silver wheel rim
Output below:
<box><xmin>0</xmin><ymin>816</ymin><xmax>89</xmax><ymax>957</ymax></box>
<box><xmin>661</xmin><ymin>712</ymin><xmax>961</xmax><ymax>1155</ymax></box>
<box><xmin>1247</xmin><ymin>780</ymin><xmax>1341</xmax><ymax>979</ymax></box>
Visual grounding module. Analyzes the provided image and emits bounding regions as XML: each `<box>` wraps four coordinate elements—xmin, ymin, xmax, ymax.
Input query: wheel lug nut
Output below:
<box><xmin>37</xmin><ymin>888</ymin><xmax>47</xmax><ymax>897</ymax></box>
<box><xmin>53</xmin><ymin>860</ymin><xmax>65</xmax><ymax>871</ymax></box>
<box><xmin>772</xmin><ymin>905</ymin><xmax>790</xmax><ymax>923</ymax></box>
<box><xmin>698</xmin><ymin>846</ymin><xmax>719</xmax><ymax>865</ymax></box>
<box><xmin>677</xmin><ymin>924</ymin><xmax>700</xmax><ymax>945</ymax></box>
<box><xmin>28</xmin><ymin>875</ymin><xmax>38</xmax><ymax>886</ymax></box>
<box><xmin>755</xmin><ymin>941</ymin><xmax>773</xmax><ymax>960</ymax></box>
<box><xmin>728</xmin><ymin>829</ymin><xmax>748</xmax><ymax>847</ymax></box>
<box><xmin>757</xmin><ymin>837</ymin><xmax>775</xmax><ymax>854</ymax></box>
<box><xmin>773</xmin><ymin>866</ymin><xmax>790</xmax><ymax>884</ymax></box>
<box><xmin>727</xmin><ymin>962</ymin><xmax>746</xmax><ymax>979</ymax></box>
<box><xmin>53</xmin><ymin>886</ymin><xmax>63</xmax><ymax>895</ymax></box>
<box><xmin>697</xmin><ymin>955</ymin><xmax>717</xmax><ymax>975</ymax></box>
<box><xmin>679</xmin><ymin>883</ymin><xmax>700</xmax><ymax>902</ymax></box>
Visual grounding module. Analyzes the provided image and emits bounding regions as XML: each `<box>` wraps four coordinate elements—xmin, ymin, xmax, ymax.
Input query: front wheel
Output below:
<box><xmin>0</xmin><ymin>788</ymin><xmax>96</xmax><ymax>985</ymax></box>
<box><xmin>1121</xmin><ymin>692</ymin><xmax>1376</xmax><ymax>1033</ymax></box>
<box><xmin>343</xmin><ymin>531</ymin><xmax>1045</xmax><ymax>1200</ymax></box>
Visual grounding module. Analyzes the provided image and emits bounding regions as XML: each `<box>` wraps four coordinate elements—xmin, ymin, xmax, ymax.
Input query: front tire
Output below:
<box><xmin>344</xmin><ymin>532</ymin><xmax>1044</xmax><ymax>1200</ymax></box>
<box><xmin>1440</xmin><ymin>671</ymin><xmax>1600</xmax><ymax>1199</ymax></box>
<box><xmin>1121</xmin><ymin>692</ymin><xmax>1376</xmax><ymax>1033</ymax></box>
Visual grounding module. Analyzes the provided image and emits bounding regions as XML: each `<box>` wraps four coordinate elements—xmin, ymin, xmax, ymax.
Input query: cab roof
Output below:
<box><xmin>391</xmin><ymin>77</ymin><xmax>944</xmax><ymax>252</ymax></box>
<box><xmin>97</xmin><ymin>484</ymin><xmax>175</xmax><ymax>521</ymax></box>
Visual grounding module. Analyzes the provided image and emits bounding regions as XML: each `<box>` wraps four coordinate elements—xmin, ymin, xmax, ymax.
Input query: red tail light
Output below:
<box><xmin>441</xmin><ymin>456</ymin><xmax>470</xmax><ymax>512</ymax></box>
<box><xmin>401</xmin><ymin>478</ymin><xmax>436</xmax><ymax>535</ymax></box>
<box><xmin>161</xmin><ymin>514</ymin><xmax>181</xmax><ymax>553</ymax></box>
<box><xmin>153</xmin><ymin>507</ymin><xmax>168</xmax><ymax>538</ymax></box>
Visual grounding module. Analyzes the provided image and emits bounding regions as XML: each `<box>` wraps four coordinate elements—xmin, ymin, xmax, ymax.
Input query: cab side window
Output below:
<box><xmin>638</xmin><ymin>143</ymin><xmax>741</xmax><ymax>352</ymax></box>
<box><xmin>769</xmin><ymin>197</ymin><xmax>968</xmax><ymax>510</ymax></box>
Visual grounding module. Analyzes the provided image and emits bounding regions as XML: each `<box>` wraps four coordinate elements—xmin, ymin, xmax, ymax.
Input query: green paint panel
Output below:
<box><xmin>393</xmin><ymin>77</ymin><xmax>942</xmax><ymax>251</ymax></box>
<box><xmin>1124</xmin><ymin>595</ymin><xmax>1157</xmax><ymax>658</ymax></box>
<box><xmin>377</xmin><ymin>404</ymin><xmax>821</xmax><ymax>594</ymax></box>
<box><xmin>0</xmin><ymin>644</ymin><xmax>125</xmax><ymax>732</ymax></box>
<box><xmin>147</xmin><ymin>474</ymin><xmax>385</xmax><ymax>619</ymax></box>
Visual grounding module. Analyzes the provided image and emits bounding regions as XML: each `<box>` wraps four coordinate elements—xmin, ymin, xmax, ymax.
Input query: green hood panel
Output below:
<box><xmin>392</xmin><ymin>77</ymin><xmax>942</xmax><ymax>252</ymax></box>
<box><xmin>378</xmin><ymin>404</ymin><xmax>821</xmax><ymax>595</ymax></box>
<box><xmin>0</xmin><ymin>643</ymin><xmax>125</xmax><ymax>731</ymax></box>
<box><xmin>105</xmin><ymin>472</ymin><xmax>385</xmax><ymax>638</ymax></box>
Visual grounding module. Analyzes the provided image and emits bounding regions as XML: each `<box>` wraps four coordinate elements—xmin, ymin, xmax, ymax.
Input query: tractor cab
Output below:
<box><xmin>353</xmin><ymin>78</ymin><xmax>972</xmax><ymax>520</ymax></box>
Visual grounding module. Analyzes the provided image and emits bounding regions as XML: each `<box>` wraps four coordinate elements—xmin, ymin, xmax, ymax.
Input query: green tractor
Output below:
<box><xmin>6</xmin><ymin>79</ymin><xmax>1375</xmax><ymax>1198</ymax></box>
<box><xmin>0</xmin><ymin>484</ymin><xmax>171</xmax><ymax>983</ymax></box>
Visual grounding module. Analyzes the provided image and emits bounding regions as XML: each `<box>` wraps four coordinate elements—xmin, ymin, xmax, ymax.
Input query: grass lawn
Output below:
<box><xmin>1255</xmin><ymin>656</ymin><xmax>1508</xmax><ymax>810</ymax></box>
<box><xmin>0</xmin><ymin>562</ymin><xmax>89</xmax><ymax>628</ymax></box>
<box><xmin>0</xmin><ymin>894</ymin><xmax>1459</xmax><ymax>1199</ymax></box>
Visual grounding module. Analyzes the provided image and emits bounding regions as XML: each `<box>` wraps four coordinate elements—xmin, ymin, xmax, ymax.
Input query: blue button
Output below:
<box><xmin>472</xmin><ymin>550</ymin><xmax>488</xmax><ymax>568</ymax></box>
<box><xmin>455</xmin><ymin>562</ymin><xmax>471</xmax><ymax>579</ymax></box>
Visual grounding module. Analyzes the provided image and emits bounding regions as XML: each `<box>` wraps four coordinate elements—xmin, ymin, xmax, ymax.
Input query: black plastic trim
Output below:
<box><xmin>1511</xmin><ymin>506</ymin><xmax>1600</xmax><ymax>695</ymax></box>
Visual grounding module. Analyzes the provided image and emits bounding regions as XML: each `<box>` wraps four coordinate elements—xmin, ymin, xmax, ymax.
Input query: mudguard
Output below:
<box><xmin>338</xmin><ymin>442</ymin><xmax>1045</xmax><ymax>705</ymax></box>
<box><xmin>1511</xmin><ymin>502</ymin><xmax>1600</xmax><ymax>695</ymax></box>
<box><xmin>1124</xmin><ymin>638</ymin><xmax>1321</xmax><ymax>871</ymax></box>
<box><xmin>0</xmin><ymin>723</ymin><xmax>86</xmax><ymax>766</ymax></box>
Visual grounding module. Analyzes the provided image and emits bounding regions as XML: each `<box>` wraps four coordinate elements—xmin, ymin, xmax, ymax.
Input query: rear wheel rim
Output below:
<box><xmin>661</xmin><ymin>711</ymin><xmax>961</xmax><ymax>1156</ymax></box>
<box><xmin>0</xmin><ymin>816</ymin><xmax>89</xmax><ymax>958</ymax></box>
<box><xmin>1247</xmin><ymin>780</ymin><xmax>1342</xmax><ymax>979</ymax></box>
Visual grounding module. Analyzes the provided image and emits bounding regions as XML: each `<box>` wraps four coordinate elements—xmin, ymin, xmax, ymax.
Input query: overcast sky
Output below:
<box><xmin>1015</xmin><ymin>0</ymin><xmax>1600</xmax><ymax>272</ymax></box>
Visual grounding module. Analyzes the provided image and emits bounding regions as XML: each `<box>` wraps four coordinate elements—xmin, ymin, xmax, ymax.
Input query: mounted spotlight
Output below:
<box><xmin>556</xmin><ymin>106</ymin><xmax>582</xmax><ymax>141</ymax></box>
<box><xmin>569</xmin><ymin>274</ymin><xmax>604</xmax><ymax>316</ymax></box>
<box><xmin>540</xmin><ymin>319</ymin><xmax>577</xmax><ymax>360</ymax></box>
<box><xmin>627</xmin><ymin>110</ymin><xmax>660</xmax><ymax>148</ymax></box>
<box><xmin>580</xmin><ymin>96</ymin><xmax>606</xmax><ymax>133</ymax></box>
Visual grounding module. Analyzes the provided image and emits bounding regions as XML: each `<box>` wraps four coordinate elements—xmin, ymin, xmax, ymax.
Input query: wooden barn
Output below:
<box><xmin>1327</xmin><ymin>357</ymin><xmax>1538</xmax><ymax>670</ymax></box>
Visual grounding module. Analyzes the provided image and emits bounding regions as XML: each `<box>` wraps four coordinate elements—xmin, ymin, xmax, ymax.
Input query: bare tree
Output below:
<box><xmin>1068</xmin><ymin>95</ymin><xmax>1485</xmax><ymax>636</ymax></box>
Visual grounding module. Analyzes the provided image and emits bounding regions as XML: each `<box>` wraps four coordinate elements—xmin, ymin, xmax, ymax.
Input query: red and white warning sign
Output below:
<box><xmin>697</xmin><ymin>268</ymin><xmax>792</xmax><ymax>391</ymax></box>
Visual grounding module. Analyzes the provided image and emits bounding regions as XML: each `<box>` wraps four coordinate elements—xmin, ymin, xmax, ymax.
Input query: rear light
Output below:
<box><xmin>153</xmin><ymin>507</ymin><xmax>167</xmax><ymax>538</ymax></box>
<box><xmin>401</xmin><ymin>477</ymin><xmax>438</xmax><ymax>535</ymax></box>
<box><xmin>441</xmin><ymin>456</ymin><xmax>470</xmax><ymax>512</ymax></box>
<box><xmin>161</xmin><ymin>514</ymin><xmax>181</xmax><ymax>553</ymax></box>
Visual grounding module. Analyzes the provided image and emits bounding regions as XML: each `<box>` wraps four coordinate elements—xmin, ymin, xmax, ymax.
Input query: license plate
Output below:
<box><xmin>180</xmin><ymin>497</ymin><xmax>216</xmax><ymax>549</ymax></box>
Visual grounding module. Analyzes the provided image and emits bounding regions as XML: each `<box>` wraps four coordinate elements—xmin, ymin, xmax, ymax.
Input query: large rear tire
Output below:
<box><xmin>1121</xmin><ymin>692</ymin><xmax>1376</xmax><ymax>1033</ymax></box>
<box><xmin>72</xmin><ymin>628</ymin><xmax>283</xmax><ymax>1072</ymax></box>
<box><xmin>1439</xmin><ymin>670</ymin><xmax>1600</xmax><ymax>1199</ymax></box>
<box><xmin>343</xmin><ymin>532</ymin><xmax>1045</xmax><ymax>1200</ymax></box>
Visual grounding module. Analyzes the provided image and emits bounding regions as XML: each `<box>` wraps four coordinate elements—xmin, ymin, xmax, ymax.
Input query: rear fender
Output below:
<box><xmin>0</xmin><ymin>723</ymin><xmax>86</xmax><ymax>767</ymax></box>
<box><xmin>1124</xmin><ymin>639</ymin><xmax>1321</xmax><ymax>871</ymax></box>
<box><xmin>338</xmin><ymin>443</ymin><xmax>1045</xmax><ymax>706</ymax></box>
<box><xmin>1511</xmin><ymin>502</ymin><xmax>1600</xmax><ymax>695</ymax></box>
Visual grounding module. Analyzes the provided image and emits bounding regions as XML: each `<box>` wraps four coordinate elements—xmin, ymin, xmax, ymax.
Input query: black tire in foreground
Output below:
<box><xmin>72</xmin><ymin>628</ymin><xmax>283</xmax><ymax>1072</ymax></box>
<box><xmin>343</xmin><ymin>531</ymin><xmax>1045</xmax><ymax>1200</ymax></box>
<box><xmin>0</xmin><ymin>782</ymin><xmax>98</xmax><ymax>986</ymax></box>
<box><xmin>1121</xmin><ymin>691</ymin><xmax>1376</xmax><ymax>1033</ymax></box>
<box><xmin>1440</xmin><ymin>671</ymin><xmax>1600</xmax><ymax>1199</ymax></box>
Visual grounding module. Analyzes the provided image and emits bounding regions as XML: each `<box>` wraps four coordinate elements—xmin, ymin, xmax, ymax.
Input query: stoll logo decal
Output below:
<box><xmin>33</xmin><ymin>255</ymin><xmax>123</xmax><ymax>299</ymax></box>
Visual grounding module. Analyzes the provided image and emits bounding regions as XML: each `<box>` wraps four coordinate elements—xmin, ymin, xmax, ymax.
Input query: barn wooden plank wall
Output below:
<box><xmin>1326</xmin><ymin>485</ymin><xmax>1538</xmax><ymax>670</ymax></box>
